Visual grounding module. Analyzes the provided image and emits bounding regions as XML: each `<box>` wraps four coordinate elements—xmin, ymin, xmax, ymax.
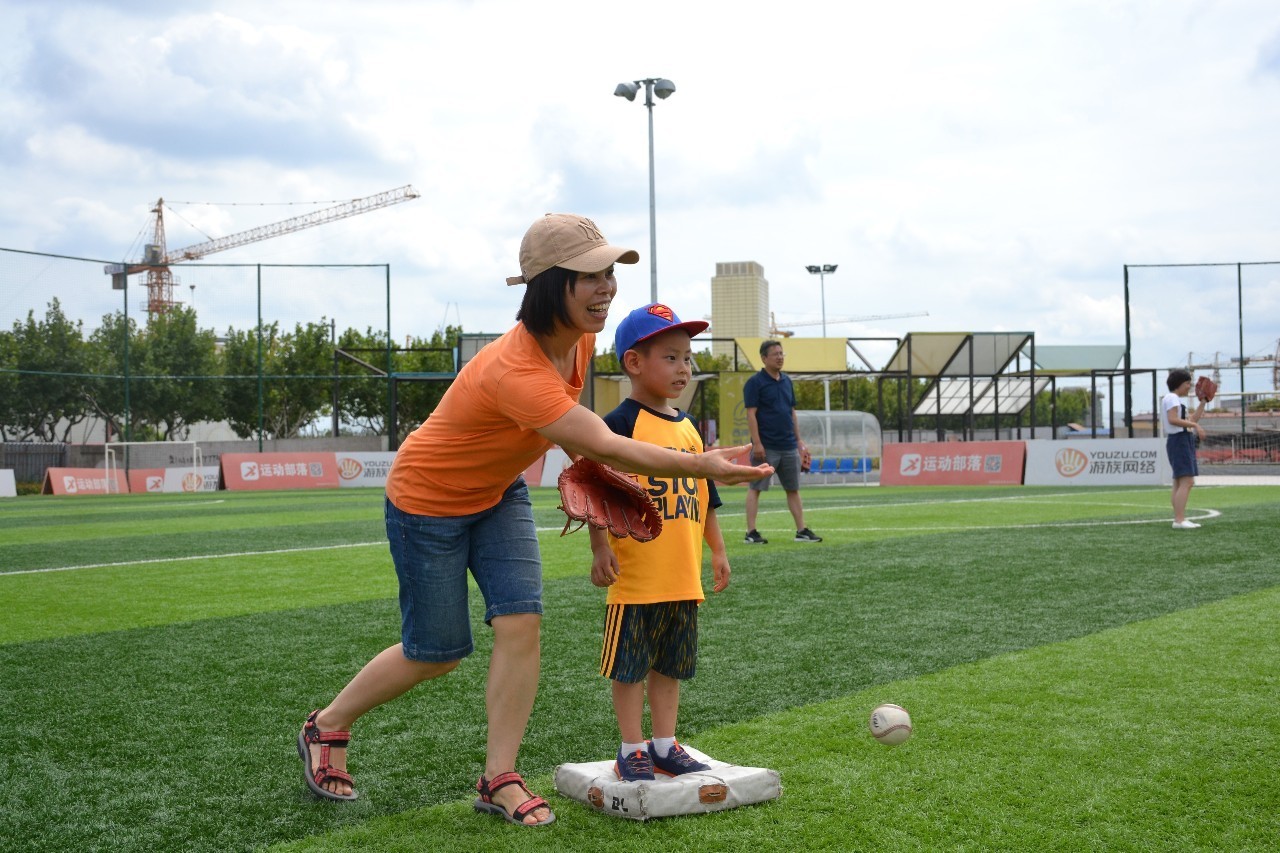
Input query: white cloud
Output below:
<box><xmin>1</xmin><ymin>0</ymin><xmax>1279</xmax><ymax>396</ymax></box>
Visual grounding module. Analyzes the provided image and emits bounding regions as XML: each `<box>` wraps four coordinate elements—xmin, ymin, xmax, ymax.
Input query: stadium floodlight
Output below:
<box><xmin>805</xmin><ymin>264</ymin><xmax>838</xmax><ymax>337</ymax></box>
<box><xmin>806</xmin><ymin>264</ymin><xmax>839</xmax><ymax>411</ymax></box>
<box><xmin>614</xmin><ymin>77</ymin><xmax>677</xmax><ymax>303</ymax></box>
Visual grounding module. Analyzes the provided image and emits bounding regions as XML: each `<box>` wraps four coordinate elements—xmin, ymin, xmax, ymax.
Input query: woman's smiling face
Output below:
<box><xmin>563</xmin><ymin>266</ymin><xmax>617</xmax><ymax>333</ymax></box>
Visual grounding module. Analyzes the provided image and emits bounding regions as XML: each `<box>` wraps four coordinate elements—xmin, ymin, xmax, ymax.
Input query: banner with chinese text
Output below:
<box><xmin>1023</xmin><ymin>439</ymin><xmax>1170</xmax><ymax>486</ymax></box>
<box><xmin>881</xmin><ymin>441</ymin><xmax>1025</xmax><ymax>486</ymax></box>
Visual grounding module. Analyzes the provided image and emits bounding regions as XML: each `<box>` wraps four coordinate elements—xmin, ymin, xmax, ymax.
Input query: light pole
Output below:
<box><xmin>806</xmin><ymin>264</ymin><xmax>838</xmax><ymax>410</ymax></box>
<box><xmin>615</xmin><ymin>77</ymin><xmax>676</xmax><ymax>303</ymax></box>
<box><xmin>805</xmin><ymin>264</ymin><xmax>838</xmax><ymax>336</ymax></box>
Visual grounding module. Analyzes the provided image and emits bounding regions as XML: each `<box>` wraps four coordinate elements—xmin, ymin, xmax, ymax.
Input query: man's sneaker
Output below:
<box><xmin>1172</xmin><ymin>520</ymin><xmax>1202</xmax><ymax>530</ymax></box>
<box><xmin>615</xmin><ymin>747</ymin><xmax>655</xmax><ymax>781</ymax></box>
<box><xmin>744</xmin><ymin>529</ymin><xmax>768</xmax><ymax>544</ymax></box>
<box><xmin>794</xmin><ymin>528</ymin><xmax>823</xmax><ymax>542</ymax></box>
<box><xmin>649</xmin><ymin>741</ymin><xmax>711</xmax><ymax>777</ymax></box>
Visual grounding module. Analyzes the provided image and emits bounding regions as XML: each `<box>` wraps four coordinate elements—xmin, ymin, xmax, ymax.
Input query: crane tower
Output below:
<box><xmin>107</xmin><ymin>185</ymin><xmax>419</xmax><ymax>315</ymax></box>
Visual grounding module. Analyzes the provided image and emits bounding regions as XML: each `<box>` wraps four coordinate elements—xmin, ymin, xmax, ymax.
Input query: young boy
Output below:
<box><xmin>589</xmin><ymin>303</ymin><xmax>729</xmax><ymax>781</ymax></box>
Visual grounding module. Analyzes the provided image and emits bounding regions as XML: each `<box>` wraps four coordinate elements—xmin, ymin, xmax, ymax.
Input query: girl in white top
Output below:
<box><xmin>1160</xmin><ymin>368</ymin><xmax>1206</xmax><ymax>529</ymax></box>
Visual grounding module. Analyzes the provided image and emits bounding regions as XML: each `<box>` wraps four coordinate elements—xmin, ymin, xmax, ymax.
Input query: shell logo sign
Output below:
<box><xmin>1054</xmin><ymin>447</ymin><xmax>1089</xmax><ymax>478</ymax></box>
<box><xmin>338</xmin><ymin>457</ymin><xmax>365</xmax><ymax>480</ymax></box>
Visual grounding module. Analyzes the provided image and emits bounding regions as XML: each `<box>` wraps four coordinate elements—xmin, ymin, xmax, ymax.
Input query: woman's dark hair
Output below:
<box><xmin>1167</xmin><ymin>368</ymin><xmax>1192</xmax><ymax>392</ymax></box>
<box><xmin>516</xmin><ymin>266</ymin><xmax>578</xmax><ymax>336</ymax></box>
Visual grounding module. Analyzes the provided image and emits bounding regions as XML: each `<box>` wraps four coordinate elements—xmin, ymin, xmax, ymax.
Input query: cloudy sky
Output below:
<box><xmin>3</xmin><ymin>0</ymin><xmax>1279</xmax><ymax>394</ymax></box>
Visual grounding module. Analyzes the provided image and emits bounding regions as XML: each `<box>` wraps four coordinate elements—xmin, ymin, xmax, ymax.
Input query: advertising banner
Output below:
<box><xmin>127</xmin><ymin>467</ymin><xmax>221</xmax><ymax>493</ymax></box>
<box><xmin>718</xmin><ymin>372</ymin><xmax>751</xmax><ymax>449</ymax></box>
<box><xmin>221</xmin><ymin>453</ymin><xmax>339</xmax><ymax>491</ymax></box>
<box><xmin>42</xmin><ymin>468</ymin><xmax>128</xmax><ymax>496</ymax></box>
<box><xmin>1023</xmin><ymin>439</ymin><xmax>1170</xmax><ymax>486</ymax></box>
<box><xmin>881</xmin><ymin>441</ymin><xmax>1025</xmax><ymax>486</ymax></box>
<box><xmin>334</xmin><ymin>452</ymin><xmax>397</xmax><ymax>488</ymax></box>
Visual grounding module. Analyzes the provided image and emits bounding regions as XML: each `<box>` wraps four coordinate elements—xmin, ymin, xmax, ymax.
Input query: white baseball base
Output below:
<box><xmin>553</xmin><ymin>745</ymin><xmax>782</xmax><ymax>821</ymax></box>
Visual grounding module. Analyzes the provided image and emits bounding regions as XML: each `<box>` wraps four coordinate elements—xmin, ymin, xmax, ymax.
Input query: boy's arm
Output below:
<box><xmin>588</xmin><ymin>525</ymin><xmax>620</xmax><ymax>587</ymax></box>
<box><xmin>704</xmin><ymin>507</ymin><xmax>730</xmax><ymax>593</ymax></box>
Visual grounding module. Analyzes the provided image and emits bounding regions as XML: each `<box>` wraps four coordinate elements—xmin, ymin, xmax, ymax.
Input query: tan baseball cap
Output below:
<box><xmin>505</xmin><ymin>213</ymin><xmax>640</xmax><ymax>285</ymax></box>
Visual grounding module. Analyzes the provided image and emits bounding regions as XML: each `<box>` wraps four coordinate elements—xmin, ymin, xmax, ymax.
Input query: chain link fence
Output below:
<box><xmin>1</xmin><ymin>248</ymin><xmax>457</xmax><ymax>485</ymax></box>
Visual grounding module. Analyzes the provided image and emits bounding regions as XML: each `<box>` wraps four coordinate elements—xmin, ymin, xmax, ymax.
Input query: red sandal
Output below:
<box><xmin>297</xmin><ymin>709</ymin><xmax>357</xmax><ymax>801</ymax></box>
<box><xmin>474</xmin><ymin>771</ymin><xmax>555</xmax><ymax>826</ymax></box>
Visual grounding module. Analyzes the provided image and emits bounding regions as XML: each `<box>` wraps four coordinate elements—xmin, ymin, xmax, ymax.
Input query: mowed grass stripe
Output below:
<box><xmin>0</xmin><ymin>546</ymin><xmax>394</xmax><ymax>644</ymax></box>
<box><xmin>0</xmin><ymin>507</ymin><xmax>383</xmax><ymax>546</ymax></box>
<box><xmin>3</xmin><ymin>485</ymin><xmax>1275</xmax><ymax>643</ymax></box>
<box><xmin>3</xmin><ymin>492</ymin><xmax>1278</xmax><ymax>852</ymax></box>
<box><xmin>0</xmin><ymin>491</ymin><xmax>388</xmax><ymax>565</ymax></box>
<box><xmin>265</xmin><ymin>585</ymin><xmax>1280</xmax><ymax>852</ymax></box>
<box><xmin>0</xmin><ymin>489</ymin><xmax>383</xmax><ymax>525</ymax></box>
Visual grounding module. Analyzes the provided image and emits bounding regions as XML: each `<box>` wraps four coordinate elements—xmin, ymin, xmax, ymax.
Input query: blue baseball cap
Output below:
<box><xmin>614</xmin><ymin>303</ymin><xmax>710</xmax><ymax>355</ymax></box>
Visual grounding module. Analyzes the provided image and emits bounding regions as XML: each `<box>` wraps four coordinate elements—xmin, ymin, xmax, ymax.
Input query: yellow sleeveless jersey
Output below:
<box><xmin>602</xmin><ymin>399</ymin><xmax>722</xmax><ymax>605</ymax></box>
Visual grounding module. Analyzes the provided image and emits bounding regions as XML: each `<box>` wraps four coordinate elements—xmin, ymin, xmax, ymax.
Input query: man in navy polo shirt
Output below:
<box><xmin>742</xmin><ymin>340</ymin><xmax>822</xmax><ymax>544</ymax></box>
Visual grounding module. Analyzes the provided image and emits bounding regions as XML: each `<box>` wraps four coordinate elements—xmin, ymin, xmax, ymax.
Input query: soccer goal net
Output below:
<box><xmin>104</xmin><ymin>441</ymin><xmax>204</xmax><ymax>494</ymax></box>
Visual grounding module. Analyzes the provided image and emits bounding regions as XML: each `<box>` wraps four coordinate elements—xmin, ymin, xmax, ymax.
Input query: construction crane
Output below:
<box><xmin>1187</xmin><ymin>339</ymin><xmax>1280</xmax><ymax>392</ymax></box>
<box><xmin>768</xmin><ymin>310</ymin><xmax>929</xmax><ymax>338</ymax></box>
<box><xmin>106</xmin><ymin>185</ymin><xmax>420</xmax><ymax>314</ymax></box>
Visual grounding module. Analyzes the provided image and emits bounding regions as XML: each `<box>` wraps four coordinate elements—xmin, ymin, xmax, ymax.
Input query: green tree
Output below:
<box><xmin>221</xmin><ymin>322</ymin><xmax>278</xmax><ymax>440</ymax></box>
<box><xmin>84</xmin><ymin>310</ymin><xmax>136</xmax><ymax>441</ymax></box>
<box><xmin>392</xmin><ymin>325</ymin><xmax>461</xmax><ymax>444</ymax></box>
<box><xmin>0</xmin><ymin>328</ymin><xmax>18</xmax><ymax>441</ymax></box>
<box><xmin>333</xmin><ymin>326</ymin><xmax>394</xmax><ymax>436</ymax></box>
<box><xmin>1032</xmin><ymin>386</ymin><xmax>1091</xmax><ymax>427</ymax></box>
<box><xmin>221</xmin><ymin>320</ymin><xmax>336</xmax><ymax>439</ymax></box>
<box><xmin>131</xmin><ymin>307</ymin><xmax>223</xmax><ymax>439</ymax></box>
<box><xmin>7</xmin><ymin>299</ymin><xmax>91</xmax><ymax>442</ymax></box>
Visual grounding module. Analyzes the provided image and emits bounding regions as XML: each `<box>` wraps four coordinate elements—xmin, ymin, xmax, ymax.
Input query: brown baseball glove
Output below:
<box><xmin>1195</xmin><ymin>375</ymin><xmax>1217</xmax><ymax>403</ymax></box>
<box><xmin>557</xmin><ymin>458</ymin><xmax>663</xmax><ymax>542</ymax></box>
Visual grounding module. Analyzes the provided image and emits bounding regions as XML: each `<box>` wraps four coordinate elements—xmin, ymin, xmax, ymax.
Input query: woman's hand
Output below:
<box><xmin>700</xmin><ymin>445</ymin><xmax>774</xmax><ymax>486</ymax></box>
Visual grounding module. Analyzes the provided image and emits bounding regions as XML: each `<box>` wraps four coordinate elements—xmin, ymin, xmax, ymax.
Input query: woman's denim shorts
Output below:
<box><xmin>385</xmin><ymin>479</ymin><xmax>543</xmax><ymax>662</ymax></box>
<box><xmin>1166</xmin><ymin>430</ymin><xmax>1198</xmax><ymax>479</ymax></box>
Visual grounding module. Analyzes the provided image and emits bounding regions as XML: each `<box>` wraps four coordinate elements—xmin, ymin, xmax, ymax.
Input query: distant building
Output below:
<box><xmin>710</xmin><ymin>261</ymin><xmax>770</xmax><ymax>361</ymax></box>
<box><xmin>1128</xmin><ymin>409</ymin><xmax>1280</xmax><ymax>436</ymax></box>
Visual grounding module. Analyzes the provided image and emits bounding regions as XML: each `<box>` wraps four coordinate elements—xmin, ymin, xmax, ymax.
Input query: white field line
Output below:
<box><xmin>2</xmin><ymin>488</ymin><xmax>1211</xmax><ymax>577</ymax></box>
<box><xmin>706</xmin><ymin>487</ymin><xmax>1221</xmax><ymax>529</ymax></box>
<box><xmin>712</xmin><ymin>487</ymin><xmax>1170</xmax><ymax>519</ymax></box>
<box><xmin>803</xmin><ymin>508</ymin><xmax>1221</xmax><ymax>533</ymax></box>
<box><xmin>3</xmin><ymin>541</ymin><xmax>385</xmax><ymax>576</ymax></box>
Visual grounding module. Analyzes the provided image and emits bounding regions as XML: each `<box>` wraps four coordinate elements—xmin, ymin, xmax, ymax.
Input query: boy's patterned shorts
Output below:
<box><xmin>599</xmin><ymin>600</ymin><xmax>699</xmax><ymax>683</ymax></box>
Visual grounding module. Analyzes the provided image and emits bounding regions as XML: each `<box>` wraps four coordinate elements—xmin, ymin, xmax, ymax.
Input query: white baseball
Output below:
<box><xmin>869</xmin><ymin>703</ymin><xmax>912</xmax><ymax>745</ymax></box>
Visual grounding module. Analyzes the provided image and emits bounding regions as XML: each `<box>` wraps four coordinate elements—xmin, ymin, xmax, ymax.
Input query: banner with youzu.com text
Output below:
<box><xmin>1023</xmin><ymin>439</ymin><xmax>1171</xmax><ymax>486</ymax></box>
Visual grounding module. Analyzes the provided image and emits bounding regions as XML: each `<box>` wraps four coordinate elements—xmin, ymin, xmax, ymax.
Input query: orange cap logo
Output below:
<box><xmin>648</xmin><ymin>304</ymin><xmax>674</xmax><ymax>322</ymax></box>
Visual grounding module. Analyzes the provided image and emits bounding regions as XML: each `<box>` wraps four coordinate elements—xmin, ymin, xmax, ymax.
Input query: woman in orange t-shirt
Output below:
<box><xmin>297</xmin><ymin>213</ymin><xmax>772</xmax><ymax>826</ymax></box>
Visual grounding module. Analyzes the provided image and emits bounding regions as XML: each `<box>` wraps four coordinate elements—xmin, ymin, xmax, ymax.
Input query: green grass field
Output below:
<box><xmin>2</xmin><ymin>483</ymin><xmax>1278</xmax><ymax>852</ymax></box>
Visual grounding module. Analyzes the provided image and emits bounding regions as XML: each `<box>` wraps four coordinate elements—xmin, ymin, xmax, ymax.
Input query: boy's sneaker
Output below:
<box><xmin>615</xmin><ymin>747</ymin><xmax>655</xmax><ymax>781</ymax></box>
<box><xmin>1172</xmin><ymin>520</ymin><xmax>1201</xmax><ymax>529</ymax></box>
<box><xmin>744</xmin><ymin>529</ymin><xmax>768</xmax><ymax>544</ymax></box>
<box><xmin>794</xmin><ymin>528</ymin><xmax>823</xmax><ymax>542</ymax></box>
<box><xmin>649</xmin><ymin>741</ymin><xmax>711</xmax><ymax>777</ymax></box>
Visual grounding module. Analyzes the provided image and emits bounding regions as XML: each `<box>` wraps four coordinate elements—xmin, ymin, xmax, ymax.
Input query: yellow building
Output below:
<box><xmin>710</xmin><ymin>261</ymin><xmax>770</xmax><ymax>362</ymax></box>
